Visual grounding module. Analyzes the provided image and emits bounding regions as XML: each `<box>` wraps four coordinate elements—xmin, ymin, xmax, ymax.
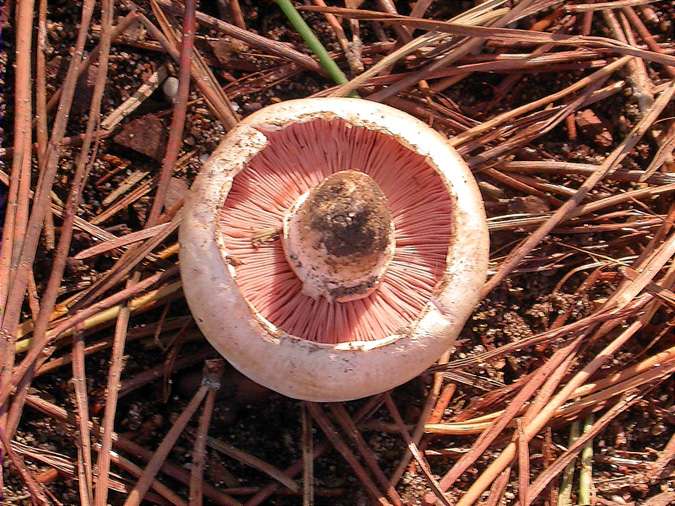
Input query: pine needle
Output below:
<box><xmin>274</xmin><ymin>0</ymin><xmax>355</xmax><ymax>93</ymax></box>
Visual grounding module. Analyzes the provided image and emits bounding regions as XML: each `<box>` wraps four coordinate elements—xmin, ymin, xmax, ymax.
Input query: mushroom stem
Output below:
<box><xmin>281</xmin><ymin>170</ymin><xmax>395</xmax><ymax>302</ymax></box>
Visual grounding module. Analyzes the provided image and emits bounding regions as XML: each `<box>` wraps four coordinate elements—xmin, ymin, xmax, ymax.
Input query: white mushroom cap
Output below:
<box><xmin>179</xmin><ymin>97</ymin><xmax>489</xmax><ymax>402</ymax></box>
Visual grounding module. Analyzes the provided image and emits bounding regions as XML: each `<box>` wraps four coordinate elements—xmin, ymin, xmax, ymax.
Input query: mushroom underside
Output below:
<box><xmin>216</xmin><ymin>118</ymin><xmax>455</xmax><ymax>345</ymax></box>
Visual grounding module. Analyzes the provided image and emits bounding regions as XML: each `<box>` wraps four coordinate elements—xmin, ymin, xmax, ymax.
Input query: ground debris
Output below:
<box><xmin>576</xmin><ymin>109</ymin><xmax>614</xmax><ymax>148</ymax></box>
<box><xmin>113</xmin><ymin>113</ymin><xmax>168</xmax><ymax>161</ymax></box>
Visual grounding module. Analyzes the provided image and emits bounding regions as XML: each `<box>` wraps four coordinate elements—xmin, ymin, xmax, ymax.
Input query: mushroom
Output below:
<box><xmin>179</xmin><ymin>98</ymin><xmax>488</xmax><ymax>402</ymax></box>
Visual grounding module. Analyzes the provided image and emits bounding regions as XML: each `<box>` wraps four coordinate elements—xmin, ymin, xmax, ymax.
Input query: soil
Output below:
<box><xmin>0</xmin><ymin>0</ymin><xmax>674</xmax><ymax>505</ymax></box>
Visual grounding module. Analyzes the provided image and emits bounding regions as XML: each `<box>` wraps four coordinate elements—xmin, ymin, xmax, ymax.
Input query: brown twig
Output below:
<box><xmin>94</xmin><ymin>275</ymin><xmax>133</xmax><ymax>506</ymax></box>
<box><xmin>500</xmin><ymin>161</ymin><xmax>675</xmax><ymax>185</ymax></box>
<box><xmin>582</xmin><ymin>1</ymin><xmax>596</xmax><ymax>35</ymax></box>
<box><xmin>431</xmin><ymin>295</ymin><xmax>648</xmax><ymax>373</ymax></box>
<box><xmin>189</xmin><ymin>360</ymin><xmax>224</xmax><ymax>506</ymax></box>
<box><xmin>25</xmin><ymin>271</ymin><xmax>40</xmax><ymax>322</ymax></box>
<box><xmin>649</xmin><ymin>432</ymin><xmax>675</xmax><ymax>482</ymax></box>
<box><xmin>427</xmin><ymin>347</ymin><xmax>675</xmax><ymax>436</ymax></box>
<box><xmin>73</xmin><ymin>223</ymin><xmax>171</xmax><ymax>261</ymax></box>
<box><xmin>605</xmin><ymin>8</ymin><xmax>654</xmax><ymax>113</ymax></box>
<box><xmin>376</xmin><ymin>0</ymin><xmax>411</xmax><ymax>43</ymax></box>
<box><xmin>90</xmin><ymin>179</ymin><xmax>154</xmax><ymax>225</ymax></box>
<box><xmin>69</xmin><ymin>214</ymin><xmax>180</xmax><ymax>313</ymax></box>
<box><xmin>312</xmin><ymin>0</ymin><xmax>362</xmax><ymax>74</ymax></box>
<box><xmin>0</xmin><ymin>0</ymin><xmax>34</xmax><ymax>311</ymax></box>
<box><xmin>484</xmin><ymin>467</ymin><xmax>511</xmax><ymax>506</ymax></box>
<box><xmin>301</xmin><ymin>403</ymin><xmax>314</xmax><ymax>506</ymax></box>
<box><xmin>147</xmin><ymin>0</ymin><xmax>196</xmax><ymax>225</ymax></box>
<box><xmin>198</xmin><ymin>434</ymin><xmax>299</xmax><ymax>493</ymax></box>
<box><xmin>115</xmin><ymin>437</ymin><xmax>239</xmax><ymax>506</ymax></box>
<box><xmin>119</xmin><ymin>347</ymin><xmax>213</xmax><ymax>399</ymax></box>
<box><xmin>453</xmin><ymin>56</ymin><xmax>630</xmax><ymax>147</ymax></box>
<box><xmin>302</xmin><ymin>6</ymin><xmax>675</xmax><ymax>66</ymax></box>
<box><xmin>429</xmin><ymin>383</ymin><xmax>456</xmax><ymax>424</ymax></box>
<box><xmin>0</xmin><ymin>0</ymin><xmax>36</xmax><ymax>434</ymax></box>
<box><xmin>36</xmin><ymin>0</ymin><xmax>54</xmax><ymax>251</ymax></box>
<box><xmin>0</xmin><ymin>169</ymin><xmax>117</xmax><ymax>240</ymax></box>
<box><xmin>35</xmin><ymin>317</ymin><xmax>192</xmax><ymax>376</ymax></box>
<box><xmin>517</xmin><ymin>419</ymin><xmax>530</xmax><ymax>506</ymax></box>
<box><xmin>101</xmin><ymin>445</ymin><xmax>188</xmax><ymax>505</ymax></box>
<box><xmin>543</xmin><ymin>427</ymin><xmax>557</xmax><ymax>505</ymax></box>
<box><xmin>565</xmin><ymin>0</ymin><xmax>664</xmax><ymax>13</ymax></box>
<box><xmin>72</xmin><ymin>327</ymin><xmax>94</xmax><ymax>505</ymax></box>
<box><xmin>393</xmin><ymin>352</ymin><xmax>451</xmax><ymax>483</ymax></box>
<box><xmin>228</xmin><ymin>0</ymin><xmax>246</xmax><ymax>29</ymax></box>
<box><xmin>100</xmin><ymin>65</ymin><xmax>169</xmax><ymax>132</ymax></box>
<box><xmin>640</xmin><ymin>121</ymin><xmax>675</xmax><ymax>181</ymax></box>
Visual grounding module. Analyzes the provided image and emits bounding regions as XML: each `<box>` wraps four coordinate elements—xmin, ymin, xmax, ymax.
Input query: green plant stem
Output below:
<box><xmin>557</xmin><ymin>420</ymin><xmax>580</xmax><ymax>506</ymax></box>
<box><xmin>274</xmin><ymin>0</ymin><xmax>353</xmax><ymax>90</ymax></box>
<box><xmin>578</xmin><ymin>414</ymin><xmax>595</xmax><ymax>505</ymax></box>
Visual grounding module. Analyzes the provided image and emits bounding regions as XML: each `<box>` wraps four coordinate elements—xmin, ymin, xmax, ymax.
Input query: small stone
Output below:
<box><xmin>576</xmin><ymin>109</ymin><xmax>613</xmax><ymax>148</ymax></box>
<box><xmin>114</xmin><ymin>114</ymin><xmax>167</xmax><ymax>161</ymax></box>
<box><xmin>162</xmin><ymin>76</ymin><xmax>179</xmax><ymax>101</ymax></box>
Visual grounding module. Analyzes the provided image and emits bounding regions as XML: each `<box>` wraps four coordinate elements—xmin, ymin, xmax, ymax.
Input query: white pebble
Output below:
<box><xmin>162</xmin><ymin>76</ymin><xmax>179</xmax><ymax>100</ymax></box>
